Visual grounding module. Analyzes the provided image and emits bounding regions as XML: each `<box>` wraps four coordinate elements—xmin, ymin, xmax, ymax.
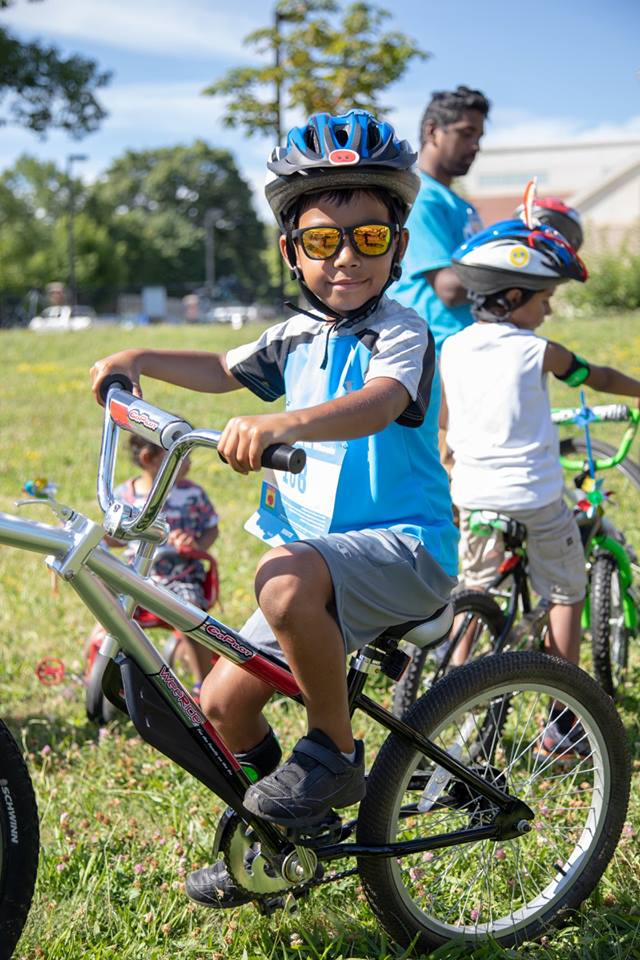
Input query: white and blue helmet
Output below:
<box><xmin>452</xmin><ymin>219</ymin><xmax>587</xmax><ymax>297</ymax></box>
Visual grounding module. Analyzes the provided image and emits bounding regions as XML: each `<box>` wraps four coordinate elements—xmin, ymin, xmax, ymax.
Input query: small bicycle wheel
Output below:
<box><xmin>357</xmin><ymin>651</ymin><xmax>630</xmax><ymax>953</ymax></box>
<box><xmin>392</xmin><ymin>590</ymin><xmax>505</xmax><ymax>717</ymax></box>
<box><xmin>590</xmin><ymin>553</ymin><xmax>630</xmax><ymax>696</ymax></box>
<box><xmin>85</xmin><ymin>652</ymin><xmax>121</xmax><ymax>724</ymax></box>
<box><xmin>0</xmin><ymin>719</ymin><xmax>39</xmax><ymax>960</ymax></box>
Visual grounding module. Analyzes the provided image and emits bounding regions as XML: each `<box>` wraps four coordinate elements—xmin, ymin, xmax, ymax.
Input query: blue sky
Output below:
<box><xmin>3</xmin><ymin>0</ymin><xmax>639</xmax><ymax>219</ymax></box>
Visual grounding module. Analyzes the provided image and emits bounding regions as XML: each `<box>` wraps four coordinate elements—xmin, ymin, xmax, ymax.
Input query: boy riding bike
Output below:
<box><xmin>440</xmin><ymin>217</ymin><xmax>640</xmax><ymax>753</ymax></box>
<box><xmin>90</xmin><ymin>110</ymin><xmax>457</xmax><ymax>907</ymax></box>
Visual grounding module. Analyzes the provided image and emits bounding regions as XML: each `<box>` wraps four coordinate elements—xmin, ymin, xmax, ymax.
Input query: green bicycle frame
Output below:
<box><xmin>583</xmin><ymin>534</ymin><xmax>638</xmax><ymax>633</ymax></box>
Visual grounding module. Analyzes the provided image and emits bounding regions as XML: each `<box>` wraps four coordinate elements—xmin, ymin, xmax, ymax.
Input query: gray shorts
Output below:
<box><xmin>458</xmin><ymin>499</ymin><xmax>586</xmax><ymax>604</ymax></box>
<box><xmin>241</xmin><ymin>528</ymin><xmax>457</xmax><ymax>661</ymax></box>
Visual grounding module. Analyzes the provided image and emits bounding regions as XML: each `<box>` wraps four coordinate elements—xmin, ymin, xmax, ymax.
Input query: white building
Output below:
<box><xmin>461</xmin><ymin>139</ymin><xmax>640</xmax><ymax>244</ymax></box>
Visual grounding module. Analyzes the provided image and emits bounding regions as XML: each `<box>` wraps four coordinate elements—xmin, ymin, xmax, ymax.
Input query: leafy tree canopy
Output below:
<box><xmin>205</xmin><ymin>0</ymin><xmax>427</xmax><ymax>137</ymax></box>
<box><xmin>0</xmin><ymin>0</ymin><xmax>110</xmax><ymax>136</ymax></box>
<box><xmin>89</xmin><ymin>141</ymin><xmax>268</xmax><ymax>298</ymax></box>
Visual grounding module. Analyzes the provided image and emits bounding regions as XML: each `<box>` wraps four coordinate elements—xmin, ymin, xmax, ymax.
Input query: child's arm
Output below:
<box><xmin>90</xmin><ymin>349</ymin><xmax>241</xmax><ymax>403</ymax></box>
<box><xmin>218</xmin><ymin>377</ymin><xmax>411</xmax><ymax>474</ymax></box>
<box><xmin>196</xmin><ymin>526</ymin><xmax>219</xmax><ymax>551</ymax></box>
<box><xmin>544</xmin><ymin>341</ymin><xmax>640</xmax><ymax>402</ymax></box>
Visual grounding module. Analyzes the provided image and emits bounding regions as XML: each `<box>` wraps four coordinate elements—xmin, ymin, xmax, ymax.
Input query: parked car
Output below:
<box><xmin>29</xmin><ymin>305</ymin><xmax>96</xmax><ymax>332</ymax></box>
<box><xmin>204</xmin><ymin>304</ymin><xmax>277</xmax><ymax>329</ymax></box>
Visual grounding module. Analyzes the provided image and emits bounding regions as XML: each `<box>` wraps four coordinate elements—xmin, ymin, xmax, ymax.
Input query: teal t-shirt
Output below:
<box><xmin>392</xmin><ymin>171</ymin><xmax>483</xmax><ymax>351</ymax></box>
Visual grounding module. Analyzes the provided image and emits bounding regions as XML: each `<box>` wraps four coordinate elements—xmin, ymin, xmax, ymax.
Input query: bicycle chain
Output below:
<box><xmin>220</xmin><ymin>814</ymin><xmax>358</xmax><ymax>905</ymax></box>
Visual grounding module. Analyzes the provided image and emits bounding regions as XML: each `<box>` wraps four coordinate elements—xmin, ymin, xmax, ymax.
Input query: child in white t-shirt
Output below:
<box><xmin>441</xmin><ymin>218</ymin><xmax>640</xmax><ymax>754</ymax></box>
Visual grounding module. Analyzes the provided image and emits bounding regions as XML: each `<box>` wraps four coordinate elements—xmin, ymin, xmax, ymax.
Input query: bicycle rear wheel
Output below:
<box><xmin>392</xmin><ymin>590</ymin><xmax>505</xmax><ymax>717</ymax></box>
<box><xmin>0</xmin><ymin>719</ymin><xmax>39</xmax><ymax>960</ymax></box>
<box><xmin>357</xmin><ymin>652</ymin><xmax>630</xmax><ymax>952</ymax></box>
<box><xmin>590</xmin><ymin>553</ymin><xmax>630</xmax><ymax>696</ymax></box>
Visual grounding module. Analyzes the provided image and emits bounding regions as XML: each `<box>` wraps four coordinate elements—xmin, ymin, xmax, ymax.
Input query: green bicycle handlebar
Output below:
<box><xmin>552</xmin><ymin>404</ymin><xmax>640</xmax><ymax>471</ymax></box>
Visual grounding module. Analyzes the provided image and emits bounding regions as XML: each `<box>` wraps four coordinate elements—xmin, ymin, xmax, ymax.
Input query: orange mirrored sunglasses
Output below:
<box><xmin>291</xmin><ymin>222</ymin><xmax>397</xmax><ymax>260</ymax></box>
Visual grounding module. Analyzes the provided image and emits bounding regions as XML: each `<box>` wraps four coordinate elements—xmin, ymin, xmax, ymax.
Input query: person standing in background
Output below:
<box><xmin>393</xmin><ymin>85</ymin><xmax>490</xmax><ymax>350</ymax></box>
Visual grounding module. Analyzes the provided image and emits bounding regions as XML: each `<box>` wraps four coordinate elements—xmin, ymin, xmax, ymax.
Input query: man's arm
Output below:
<box><xmin>544</xmin><ymin>341</ymin><xmax>640</xmax><ymax>400</ymax></box>
<box><xmin>425</xmin><ymin>268</ymin><xmax>470</xmax><ymax>308</ymax></box>
<box><xmin>90</xmin><ymin>349</ymin><xmax>241</xmax><ymax>403</ymax></box>
<box><xmin>217</xmin><ymin>378</ymin><xmax>410</xmax><ymax>474</ymax></box>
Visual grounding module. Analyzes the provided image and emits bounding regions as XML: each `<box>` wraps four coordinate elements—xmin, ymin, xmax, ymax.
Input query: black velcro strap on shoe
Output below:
<box><xmin>293</xmin><ymin>736</ymin><xmax>347</xmax><ymax>774</ymax></box>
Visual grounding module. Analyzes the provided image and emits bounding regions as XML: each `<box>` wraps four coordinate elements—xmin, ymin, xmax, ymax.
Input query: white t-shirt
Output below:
<box><xmin>440</xmin><ymin>322</ymin><xmax>562</xmax><ymax>510</ymax></box>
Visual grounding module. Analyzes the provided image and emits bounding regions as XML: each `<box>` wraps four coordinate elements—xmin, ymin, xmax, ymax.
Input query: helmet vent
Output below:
<box><xmin>366</xmin><ymin>125</ymin><xmax>381</xmax><ymax>151</ymax></box>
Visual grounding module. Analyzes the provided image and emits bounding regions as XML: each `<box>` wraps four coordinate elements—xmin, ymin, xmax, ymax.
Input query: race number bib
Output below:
<box><xmin>244</xmin><ymin>440</ymin><xmax>346</xmax><ymax>546</ymax></box>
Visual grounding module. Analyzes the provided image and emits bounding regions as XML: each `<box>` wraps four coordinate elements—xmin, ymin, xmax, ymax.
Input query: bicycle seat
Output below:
<box><xmin>470</xmin><ymin>510</ymin><xmax>527</xmax><ymax>546</ymax></box>
<box><xmin>383</xmin><ymin>603</ymin><xmax>454</xmax><ymax>650</ymax></box>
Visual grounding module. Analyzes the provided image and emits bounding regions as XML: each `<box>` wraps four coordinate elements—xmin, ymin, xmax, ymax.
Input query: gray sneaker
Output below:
<box><xmin>243</xmin><ymin>729</ymin><xmax>366</xmax><ymax>828</ymax></box>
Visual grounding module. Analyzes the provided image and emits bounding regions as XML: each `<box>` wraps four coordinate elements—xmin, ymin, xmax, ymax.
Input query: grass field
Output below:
<box><xmin>1</xmin><ymin>311</ymin><xmax>640</xmax><ymax>960</ymax></box>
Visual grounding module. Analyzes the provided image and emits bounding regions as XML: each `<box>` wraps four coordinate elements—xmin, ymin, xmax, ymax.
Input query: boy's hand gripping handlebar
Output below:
<box><xmin>96</xmin><ymin>374</ymin><xmax>306</xmax><ymax>542</ymax></box>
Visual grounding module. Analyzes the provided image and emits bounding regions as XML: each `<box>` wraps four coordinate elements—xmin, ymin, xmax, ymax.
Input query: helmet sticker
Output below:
<box><xmin>509</xmin><ymin>245</ymin><xmax>530</xmax><ymax>268</ymax></box>
<box><xmin>328</xmin><ymin>148</ymin><xmax>360</xmax><ymax>165</ymax></box>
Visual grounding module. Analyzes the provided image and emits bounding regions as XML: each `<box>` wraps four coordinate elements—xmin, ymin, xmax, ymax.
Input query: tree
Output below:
<box><xmin>204</xmin><ymin>0</ymin><xmax>427</xmax><ymax>138</ymax></box>
<box><xmin>0</xmin><ymin>0</ymin><xmax>110</xmax><ymax>136</ymax></box>
<box><xmin>0</xmin><ymin>155</ymin><xmax>126</xmax><ymax>294</ymax></box>
<box><xmin>87</xmin><ymin>141</ymin><xmax>269</xmax><ymax>300</ymax></box>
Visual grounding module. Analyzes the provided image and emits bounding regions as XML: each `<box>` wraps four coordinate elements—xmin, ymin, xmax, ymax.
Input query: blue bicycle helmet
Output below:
<box><xmin>266</xmin><ymin>110</ymin><xmax>419</xmax><ymax>227</ymax></box>
<box><xmin>265</xmin><ymin>110</ymin><xmax>419</xmax><ymax>322</ymax></box>
<box><xmin>452</xmin><ymin>219</ymin><xmax>587</xmax><ymax>297</ymax></box>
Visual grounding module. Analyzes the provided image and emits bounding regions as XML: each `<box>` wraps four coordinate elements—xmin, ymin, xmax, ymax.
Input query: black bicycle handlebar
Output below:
<box><xmin>98</xmin><ymin>373</ymin><xmax>135</xmax><ymax>403</ymax></box>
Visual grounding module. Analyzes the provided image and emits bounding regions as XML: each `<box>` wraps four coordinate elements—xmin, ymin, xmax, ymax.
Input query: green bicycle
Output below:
<box><xmin>555</xmin><ymin>401</ymin><xmax>640</xmax><ymax>695</ymax></box>
<box><xmin>393</xmin><ymin>402</ymin><xmax>640</xmax><ymax>715</ymax></box>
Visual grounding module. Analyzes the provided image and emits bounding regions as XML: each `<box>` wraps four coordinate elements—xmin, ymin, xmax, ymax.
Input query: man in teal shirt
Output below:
<box><xmin>393</xmin><ymin>85</ymin><xmax>490</xmax><ymax>351</ymax></box>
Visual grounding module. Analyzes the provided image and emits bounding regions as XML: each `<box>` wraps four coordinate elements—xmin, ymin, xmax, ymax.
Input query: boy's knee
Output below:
<box><xmin>255</xmin><ymin>544</ymin><xmax>331</xmax><ymax>631</ymax></box>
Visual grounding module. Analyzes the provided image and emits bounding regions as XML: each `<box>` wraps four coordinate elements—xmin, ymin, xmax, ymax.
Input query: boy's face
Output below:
<box><xmin>509</xmin><ymin>287</ymin><xmax>556</xmax><ymax>330</ymax></box>
<box><xmin>281</xmin><ymin>193</ymin><xmax>408</xmax><ymax>318</ymax></box>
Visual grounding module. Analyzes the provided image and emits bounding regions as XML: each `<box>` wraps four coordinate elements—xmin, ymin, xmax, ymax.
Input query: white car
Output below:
<box><xmin>29</xmin><ymin>305</ymin><xmax>96</xmax><ymax>331</ymax></box>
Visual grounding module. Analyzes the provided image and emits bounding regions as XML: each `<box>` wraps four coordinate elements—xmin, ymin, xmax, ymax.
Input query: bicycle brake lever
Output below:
<box><xmin>14</xmin><ymin>497</ymin><xmax>75</xmax><ymax>523</ymax></box>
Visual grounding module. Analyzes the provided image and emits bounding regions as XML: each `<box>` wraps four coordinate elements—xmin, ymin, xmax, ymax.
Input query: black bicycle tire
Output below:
<box><xmin>590</xmin><ymin>553</ymin><xmax>629</xmax><ymax>696</ymax></box>
<box><xmin>559</xmin><ymin>437</ymin><xmax>640</xmax><ymax>488</ymax></box>
<box><xmin>392</xmin><ymin>590</ymin><xmax>506</xmax><ymax>717</ymax></box>
<box><xmin>85</xmin><ymin>653</ymin><xmax>120</xmax><ymax>724</ymax></box>
<box><xmin>357</xmin><ymin>651</ymin><xmax>630</xmax><ymax>953</ymax></box>
<box><xmin>0</xmin><ymin>719</ymin><xmax>39</xmax><ymax>960</ymax></box>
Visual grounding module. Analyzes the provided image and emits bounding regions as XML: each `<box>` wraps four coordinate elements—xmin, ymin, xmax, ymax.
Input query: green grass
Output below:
<box><xmin>1</xmin><ymin>312</ymin><xmax>640</xmax><ymax>959</ymax></box>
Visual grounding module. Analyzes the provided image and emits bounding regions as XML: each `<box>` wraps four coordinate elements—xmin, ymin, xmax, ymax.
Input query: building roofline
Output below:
<box><xmin>480</xmin><ymin>139</ymin><xmax>640</xmax><ymax>155</ymax></box>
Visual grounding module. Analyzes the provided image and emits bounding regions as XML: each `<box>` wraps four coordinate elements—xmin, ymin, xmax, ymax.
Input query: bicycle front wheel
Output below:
<box><xmin>0</xmin><ymin>719</ymin><xmax>39</xmax><ymax>960</ymax></box>
<box><xmin>392</xmin><ymin>589</ymin><xmax>506</xmax><ymax>717</ymax></box>
<box><xmin>357</xmin><ymin>652</ymin><xmax>630</xmax><ymax>953</ymax></box>
<box><xmin>590</xmin><ymin>553</ymin><xmax>630</xmax><ymax>696</ymax></box>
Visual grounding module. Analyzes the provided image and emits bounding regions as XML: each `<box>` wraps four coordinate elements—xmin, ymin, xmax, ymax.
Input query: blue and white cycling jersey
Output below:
<box><xmin>226</xmin><ymin>296</ymin><xmax>458</xmax><ymax>576</ymax></box>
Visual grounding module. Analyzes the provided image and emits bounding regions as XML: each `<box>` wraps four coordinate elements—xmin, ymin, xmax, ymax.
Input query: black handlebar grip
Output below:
<box><xmin>218</xmin><ymin>443</ymin><xmax>306</xmax><ymax>473</ymax></box>
<box><xmin>99</xmin><ymin>373</ymin><xmax>135</xmax><ymax>403</ymax></box>
<box><xmin>261</xmin><ymin>444</ymin><xmax>306</xmax><ymax>474</ymax></box>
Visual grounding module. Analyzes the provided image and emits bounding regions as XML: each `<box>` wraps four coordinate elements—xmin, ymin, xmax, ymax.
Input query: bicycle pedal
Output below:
<box><xmin>285</xmin><ymin>810</ymin><xmax>342</xmax><ymax>844</ymax></box>
<box><xmin>255</xmin><ymin>892</ymin><xmax>298</xmax><ymax>916</ymax></box>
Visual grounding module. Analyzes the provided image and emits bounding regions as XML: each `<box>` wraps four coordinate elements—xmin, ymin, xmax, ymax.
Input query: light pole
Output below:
<box><xmin>204</xmin><ymin>209</ymin><xmax>231</xmax><ymax>301</ymax></box>
<box><xmin>66</xmin><ymin>153</ymin><xmax>88</xmax><ymax>306</ymax></box>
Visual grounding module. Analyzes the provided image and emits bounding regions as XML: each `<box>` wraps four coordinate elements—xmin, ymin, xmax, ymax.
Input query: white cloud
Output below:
<box><xmin>2</xmin><ymin>0</ymin><xmax>255</xmax><ymax>58</ymax></box>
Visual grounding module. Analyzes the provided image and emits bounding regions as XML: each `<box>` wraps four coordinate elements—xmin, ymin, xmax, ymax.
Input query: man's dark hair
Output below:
<box><xmin>419</xmin><ymin>85</ymin><xmax>491</xmax><ymax>147</ymax></box>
